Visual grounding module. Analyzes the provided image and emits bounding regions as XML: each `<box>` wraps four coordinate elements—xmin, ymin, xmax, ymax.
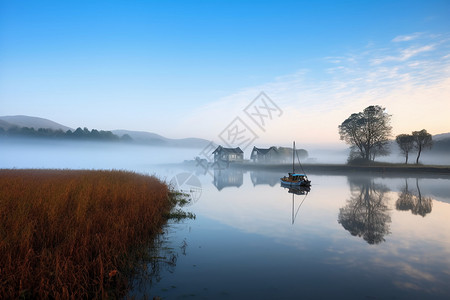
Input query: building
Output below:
<box><xmin>212</xmin><ymin>146</ymin><xmax>244</xmax><ymax>163</ymax></box>
<box><xmin>250</xmin><ymin>146</ymin><xmax>278</xmax><ymax>163</ymax></box>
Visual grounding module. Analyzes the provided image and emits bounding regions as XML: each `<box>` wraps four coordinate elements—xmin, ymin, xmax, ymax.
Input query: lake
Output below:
<box><xmin>2</xmin><ymin>140</ymin><xmax>450</xmax><ymax>299</ymax></box>
<box><xmin>128</xmin><ymin>166</ymin><xmax>450</xmax><ymax>299</ymax></box>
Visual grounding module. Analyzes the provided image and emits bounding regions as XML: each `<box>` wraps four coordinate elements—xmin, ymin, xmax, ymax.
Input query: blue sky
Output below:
<box><xmin>1</xmin><ymin>0</ymin><xmax>449</xmax><ymax>146</ymax></box>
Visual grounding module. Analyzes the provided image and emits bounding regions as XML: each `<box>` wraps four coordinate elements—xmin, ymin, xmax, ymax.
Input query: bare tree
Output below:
<box><xmin>338</xmin><ymin>105</ymin><xmax>392</xmax><ymax>162</ymax></box>
<box><xmin>412</xmin><ymin>129</ymin><xmax>433</xmax><ymax>164</ymax></box>
<box><xmin>396</xmin><ymin>134</ymin><xmax>415</xmax><ymax>164</ymax></box>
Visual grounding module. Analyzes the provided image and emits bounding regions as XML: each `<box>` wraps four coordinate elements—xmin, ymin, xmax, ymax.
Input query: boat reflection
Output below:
<box><xmin>281</xmin><ymin>183</ymin><xmax>311</xmax><ymax>224</ymax></box>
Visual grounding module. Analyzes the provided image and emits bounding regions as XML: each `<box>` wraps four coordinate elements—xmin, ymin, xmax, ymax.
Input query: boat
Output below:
<box><xmin>280</xmin><ymin>141</ymin><xmax>311</xmax><ymax>187</ymax></box>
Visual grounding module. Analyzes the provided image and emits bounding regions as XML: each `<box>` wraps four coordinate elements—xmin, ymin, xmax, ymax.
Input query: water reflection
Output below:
<box><xmin>396</xmin><ymin>178</ymin><xmax>433</xmax><ymax>217</ymax></box>
<box><xmin>213</xmin><ymin>167</ymin><xmax>243</xmax><ymax>190</ymax></box>
<box><xmin>129</xmin><ymin>227</ymin><xmax>186</xmax><ymax>298</ymax></box>
<box><xmin>281</xmin><ymin>184</ymin><xmax>311</xmax><ymax>224</ymax></box>
<box><xmin>250</xmin><ymin>171</ymin><xmax>279</xmax><ymax>186</ymax></box>
<box><xmin>338</xmin><ymin>176</ymin><xmax>392</xmax><ymax>245</ymax></box>
<box><xmin>137</xmin><ymin>169</ymin><xmax>450</xmax><ymax>299</ymax></box>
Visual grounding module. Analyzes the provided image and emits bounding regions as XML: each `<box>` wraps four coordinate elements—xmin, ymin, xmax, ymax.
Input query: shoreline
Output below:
<box><xmin>225</xmin><ymin>162</ymin><xmax>450</xmax><ymax>178</ymax></box>
<box><xmin>176</xmin><ymin>160</ymin><xmax>450</xmax><ymax>178</ymax></box>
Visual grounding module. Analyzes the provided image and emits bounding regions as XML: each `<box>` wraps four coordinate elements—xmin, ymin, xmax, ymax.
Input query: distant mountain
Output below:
<box><xmin>0</xmin><ymin>115</ymin><xmax>72</xmax><ymax>131</ymax></box>
<box><xmin>0</xmin><ymin>115</ymin><xmax>209</xmax><ymax>148</ymax></box>
<box><xmin>433</xmin><ymin>132</ymin><xmax>450</xmax><ymax>141</ymax></box>
<box><xmin>112</xmin><ymin>129</ymin><xmax>210</xmax><ymax>148</ymax></box>
<box><xmin>432</xmin><ymin>136</ymin><xmax>450</xmax><ymax>153</ymax></box>
<box><xmin>0</xmin><ymin>119</ymin><xmax>12</xmax><ymax>129</ymax></box>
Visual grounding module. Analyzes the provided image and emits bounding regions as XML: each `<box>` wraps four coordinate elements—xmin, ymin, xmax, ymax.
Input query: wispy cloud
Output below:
<box><xmin>371</xmin><ymin>44</ymin><xmax>435</xmax><ymax>65</ymax></box>
<box><xmin>179</xmin><ymin>33</ymin><xmax>450</xmax><ymax>145</ymax></box>
<box><xmin>392</xmin><ymin>32</ymin><xmax>423</xmax><ymax>42</ymax></box>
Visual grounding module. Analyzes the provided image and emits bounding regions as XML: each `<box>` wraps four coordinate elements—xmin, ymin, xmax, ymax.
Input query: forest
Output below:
<box><xmin>0</xmin><ymin>126</ymin><xmax>132</xmax><ymax>142</ymax></box>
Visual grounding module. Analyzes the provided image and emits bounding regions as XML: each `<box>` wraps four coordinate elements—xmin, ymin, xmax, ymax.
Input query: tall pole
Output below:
<box><xmin>292</xmin><ymin>141</ymin><xmax>295</xmax><ymax>174</ymax></box>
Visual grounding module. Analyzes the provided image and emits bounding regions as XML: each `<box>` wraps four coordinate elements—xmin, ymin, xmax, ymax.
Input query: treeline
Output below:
<box><xmin>276</xmin><ymin>147</ymin><xmax>308</xmax><ymax>162</ymax></box>
<box><xmin>0</xmin><ymin>126</ymin><xmax>132</xmax><ymax>142</ymax></box>
<box><xmin>396</xmin><ymin>129</ymin><xmax>432</xmax><ymax>164</ymax></box>
<box><xmin>339</xmin><ymin>105</ymin><xmax>449</xmax><ymax>165</ymax></box>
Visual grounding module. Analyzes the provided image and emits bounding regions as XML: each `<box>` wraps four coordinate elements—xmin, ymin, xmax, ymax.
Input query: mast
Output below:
<box><xmin>292</xmin><ymin>141</ymin><xmax>295</xmax><ymax>174</ymax></box>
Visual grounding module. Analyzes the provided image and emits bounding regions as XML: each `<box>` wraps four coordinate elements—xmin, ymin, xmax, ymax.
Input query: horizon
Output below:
<box><xmin>1</xmin><ymin>1</ymin><xmax>449</xmax><ymax>147</ymax></box>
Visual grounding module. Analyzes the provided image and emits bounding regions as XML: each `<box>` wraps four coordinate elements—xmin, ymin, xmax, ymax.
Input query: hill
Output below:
<box><xmin>0</xmin><ymin>115</ymin><xmax>210</xmax><ymax>148</ymax></box>
<box><xmin>112</xmin><ymin>129</ymin><xmax>210</xmax><ymax>148</ymax></box>
<box><xmin>432</xmin><ymin>137</ymin><xmax>450</xmax><ymax>153</ymax></box>
<box><xmin>433</xmin><ymin>132</ymin><xmax>450</xmax><ymax>141</ymax></box>
<box><xmin>0</xmin><ymin>115</ymin><xmax>72</xmax><ymax>131</ymax></box>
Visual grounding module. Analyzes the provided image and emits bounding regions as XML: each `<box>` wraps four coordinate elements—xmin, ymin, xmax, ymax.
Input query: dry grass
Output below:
<box><xmin>0</xmin><ymin>169</ymin><xmax>175</xmax><ymax>299</ymax></box>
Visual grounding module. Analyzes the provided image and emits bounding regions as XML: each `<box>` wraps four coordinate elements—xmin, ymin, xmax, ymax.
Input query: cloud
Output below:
<box><xmin>178</xmin><ymin>33</ymin><xmax>450</xmax><ymax>145</ymax></box>
<box><xmin>392</xmin><ymin>32</ymin><xmax>423</xmax><ymax>42</ymax></box>
<box><xmin>371</xmin><ymin>44</ymin><xmax>435</xmax><ymax>65</ymax></box>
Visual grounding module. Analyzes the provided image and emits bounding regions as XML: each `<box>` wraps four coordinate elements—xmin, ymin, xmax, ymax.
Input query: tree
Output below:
<box><xmin>412</xmin><ymin>129</ymin><xmax>432</xmax><ymax>164</ymax></box>
<box><xmin>73</xmin><ymin>127</ymin><xmax>85</xmax><ymax>138</ymax></box>
<box><xmin>338</xmin><ymin>105</ymin><xmax>392</xmax><ymax>162</ymax></box>
<box><xmin>396</xmin><ymin>134</ymin><xmax>415</xmax><ymax>164</ymax></box>
<box><xmin>296</xmin><ymin>149</ymin><xmax>308</xmax><ymax>160</ymax></box>
<box><xmin>275</xmin><ymin>147</ymin><xmax>308</xmax><ymax>163</ymax></box>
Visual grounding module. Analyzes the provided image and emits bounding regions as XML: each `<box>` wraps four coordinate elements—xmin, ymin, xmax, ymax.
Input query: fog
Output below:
<box><xmin>307</xmin><ymin>146</ymin><xmax>450</xmax><ymax>165</ymax></box>
<box><xmin>372</xmin><ymin>147</ymin><xmax>450</xmax><ymax>166</ymax></box>
<box><xmin>1</xmin><ymin>139</ymin><xmax>449</xmax><ymax>174</ymax></box>
<box><xmin>0</xmin><ymin>139</ymin><xmax>200</xmax><ymax>173</ymax></box>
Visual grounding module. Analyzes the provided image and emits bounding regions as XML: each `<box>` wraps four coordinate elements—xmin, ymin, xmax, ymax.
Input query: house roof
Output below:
<box><xmin>251</xmin><ymin>146</ymin><xmax>278</xmax><ymax>155</ymax></box>
<box><xmin>212</xmin><ymin>145</ymin><xmax>244</xmax><ymax>154</ymax></box>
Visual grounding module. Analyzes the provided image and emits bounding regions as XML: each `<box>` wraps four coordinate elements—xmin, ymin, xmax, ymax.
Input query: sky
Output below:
<box><xmin>1</xmin><ymin>0</ymin><xmax>449</xmax><ymax>147</ymax></box>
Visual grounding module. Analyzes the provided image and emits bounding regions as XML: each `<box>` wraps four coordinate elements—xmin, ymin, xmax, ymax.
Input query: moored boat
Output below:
<box><xmin>280</xmin><ymin>141</ymin><xmax>311</xmax><ymax>187</ymax></box>
<box><xmin>280</xmin><ymin>173</ymin><xmax>311</xmax><ymax>187</ymax></box>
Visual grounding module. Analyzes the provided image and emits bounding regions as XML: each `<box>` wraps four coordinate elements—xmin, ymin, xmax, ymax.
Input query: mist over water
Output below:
<box><xmin>2</xmin><ymin>138</ymin><xmax>449</xmax><ymax>171</ymax></box>
<box><xmin>0</xmin><ymin>138</ymin><xmax>200</xmax><ymax>172</ymax></box>
<box><xmin>307</xmin><ymin>147</ymin><xmax>450</xmax><ymax>165</ymax></box>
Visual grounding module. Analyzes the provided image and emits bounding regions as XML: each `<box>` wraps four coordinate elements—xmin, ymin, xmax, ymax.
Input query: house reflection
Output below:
<box><xmin>338</xmin><ymin>176</ymin><xmax>391</xmax><ymax>245</ymax></box>
<box><xmin>396</xmin><ymin>178</ymin><xmax>433</xmax><ymax>217</ymax></box>
<box><xmin>250</xmin><ymin>171</ymin><xmax>280</xmax><ymax>187</ymax></box>
<box><xmin>213</xmin><ymin>168</ymin><xmax>244</xmax><ymax>191</ymax></box>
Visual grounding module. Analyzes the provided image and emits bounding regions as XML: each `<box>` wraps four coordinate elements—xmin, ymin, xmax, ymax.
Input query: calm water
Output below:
<box><xmin>2</xmin><ymin>141</ymin><xmax>450</xmax><ymax>299</ymax></box>
<box><xmin>128</xmin><ymin>168</ymin><xmax>450</xmax><ymax>300</ymax></box>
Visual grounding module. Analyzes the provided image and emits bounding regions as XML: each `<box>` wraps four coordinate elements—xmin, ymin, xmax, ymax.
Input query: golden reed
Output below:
<box><xmin>0</xmin><ymin>169</ymin><xmax>173</xmax><ymax>299</ymax></box>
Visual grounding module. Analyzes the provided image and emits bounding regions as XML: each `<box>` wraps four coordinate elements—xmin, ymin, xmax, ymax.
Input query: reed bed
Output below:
<box><xmin>0</xmin><ymin>169</ymin><xmax>175</xmax><ymax>299</ymax></box>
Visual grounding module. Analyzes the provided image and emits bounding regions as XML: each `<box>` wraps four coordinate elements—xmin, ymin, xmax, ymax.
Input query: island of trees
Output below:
<box><xmin>338</xmin><ymin>105</ymin><xmax>434</xmax><ymax>164</ymax></box>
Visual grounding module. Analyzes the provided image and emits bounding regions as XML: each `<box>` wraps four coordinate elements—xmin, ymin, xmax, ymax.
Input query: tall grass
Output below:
<box><xmin>0</xmin><ymin>169</ymin><xmax>176</xmax><ymax>299</ymax></box>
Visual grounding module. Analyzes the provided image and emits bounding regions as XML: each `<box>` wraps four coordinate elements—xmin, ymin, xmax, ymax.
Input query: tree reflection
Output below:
<box><xmin>396</xmin><ymin>178</ymin><xmax>432</xmax><ymax>217</ymax></box>
<box><xmin>338</xmin><ymin>176</ymin><xmax>391</xmax><ymax>245</ymax></box>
